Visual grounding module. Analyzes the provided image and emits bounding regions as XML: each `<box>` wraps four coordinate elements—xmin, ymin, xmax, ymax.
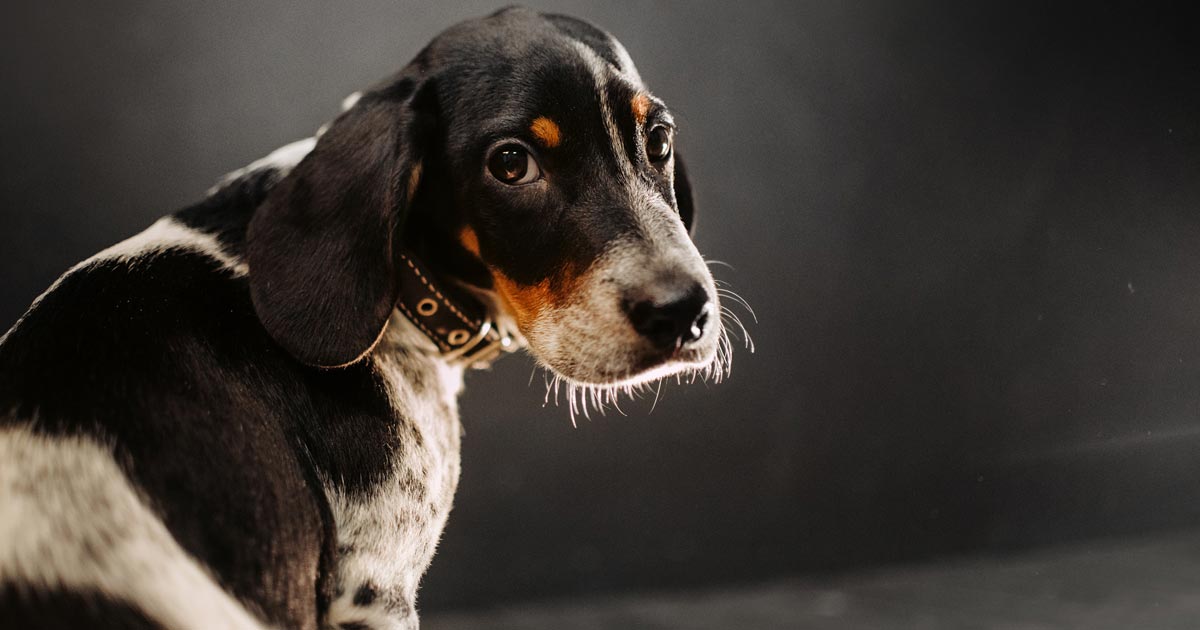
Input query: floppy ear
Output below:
<box><xmin>672</xmin><ymin>151</ymin><xmax>696</xmax><ymax>235</ymax></box>
<box><xmin>247</xmin><ymin>77</ymin><xmax>431</xmax><ymax>368</ymax></box>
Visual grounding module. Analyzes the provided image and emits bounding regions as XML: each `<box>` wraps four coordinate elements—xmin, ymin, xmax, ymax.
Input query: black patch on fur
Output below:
<box><xmin>340</xmin><ymin>622</ymin><xmax>371</xmax><ymax>630</ymax></box>
<box><xmin>401</xmin><ymin>467</ymin><xmax>427</xmax><ymax>502</ymax></box>
<box><xmin>174</xmin><ymin>166</ymin><xmax>279</xmax><ymax>256</ymax></box>
<box><xmin>352</xmin><ymin>583</ymin><xmax>378</xmax><ymax>607</ymax></box>
<box><xmin>0</xmin><ymin>583</ymin><xmax>163</xmax><ymax>630</ymax></box>
<box><xmin>0</xmin><ymin>250</ymin><xmax>406</xmax><ymax>628</ymax></box>
<box><xmin>292</xmin><ymin>428</ymin><xmax>341</xmax><ymax>622</ymax></box>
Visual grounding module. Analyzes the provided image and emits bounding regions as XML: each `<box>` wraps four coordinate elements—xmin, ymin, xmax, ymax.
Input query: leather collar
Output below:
<box><xmin>395</xmin><ymin>250</ymin><xmax>516</xmax><ymax>368</ymax></box>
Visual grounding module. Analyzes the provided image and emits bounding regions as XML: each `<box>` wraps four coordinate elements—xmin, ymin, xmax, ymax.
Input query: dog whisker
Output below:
<box><xmin>704</xmin><ymin>259</ymin><xmax>736</xmax><ymax>270</ymax></box>
<box><xmin>649</xmin><ymin>379</ymin><xmax>664</xmax><ymax>413</ymax></box>
<box><xmin>715</xmin><ymin>287</ymin><xmax>758</xmax><ymax>324</ymax></box>
<box><xmin>719</xmin><ymin>307</ymin><xmax>755</xmax><ymax>353</ymax></box>
<box><xmin>531</xmin><ymin>274</ymin><xmax>755</xmax><ymax>423</ymax></box>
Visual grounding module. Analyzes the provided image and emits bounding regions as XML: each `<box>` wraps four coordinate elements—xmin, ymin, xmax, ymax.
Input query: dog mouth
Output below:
<box><xmin>543</xmin><ymin>307</ymin><xmax>723</xmax><ymax>387</ymax></box>
<box><xmin>532</xmin><ymin>320</ymin><xmax>727</xmax><ymax>422</ymax></box>
<box><xmin>488</xmin><ymin>271</ymin><xmax>754</xmax><ymax>421</ymax></box>
<box><xmin>607</xmin><ymin>343</ymin><xmax>717</xmax><ymax>385</ymax></box>
<box><xmin>461</xmin><ymin>272</ymin><xmax>729</xmax><ymax>395</ymax></box>
<box><xmin>471</xmin><ymin>241</ymin><xmax>743</xmax><ymax>415</ymax></box>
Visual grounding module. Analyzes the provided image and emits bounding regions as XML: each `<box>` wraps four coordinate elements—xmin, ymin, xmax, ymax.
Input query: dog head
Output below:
<box><xmin>248</xmin><ymin>8</ymin><xmax>725</xmax><ymax>388</ymax></box>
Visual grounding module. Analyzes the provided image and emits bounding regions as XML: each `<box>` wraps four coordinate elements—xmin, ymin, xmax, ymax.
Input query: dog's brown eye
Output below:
<box><xmin>646</xmin><ymin>125</ymin><xmax>672</xmax><ymax>162</ymax></box>
<box><xmin>487</xmin><ymin>144</ymin><xmax>541</xmax><ymax>185</ymax></box>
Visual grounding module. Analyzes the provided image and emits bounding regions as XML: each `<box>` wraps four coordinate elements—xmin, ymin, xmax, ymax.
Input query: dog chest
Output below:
<box><xmin>323</xmin><ymin>326</ymin><xmax>465</xmax><ymax>626</ymax></box>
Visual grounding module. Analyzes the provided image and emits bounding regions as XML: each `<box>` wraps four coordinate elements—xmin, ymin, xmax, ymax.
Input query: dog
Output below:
<box><xmin>0</xmin><ymin>7</ymin><xmax>732</xmax><ymax>629</ymax></box>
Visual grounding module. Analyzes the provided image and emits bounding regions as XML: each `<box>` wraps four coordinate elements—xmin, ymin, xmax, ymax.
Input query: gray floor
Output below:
<box><xmin>423</xmin><ymin>532</ymin><xmax>1200</xmax><ymax>629</ymax></box>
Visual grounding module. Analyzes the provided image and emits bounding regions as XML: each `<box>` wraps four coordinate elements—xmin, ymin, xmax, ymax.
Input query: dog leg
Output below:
<box><xmin>0</xmin><ymin>425</ymin><xmax>271</xmax><ymax>630</ymax></box>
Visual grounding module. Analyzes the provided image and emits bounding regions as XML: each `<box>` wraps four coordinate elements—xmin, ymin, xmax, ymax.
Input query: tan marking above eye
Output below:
<box><xmin>530</xmin><ymin>117</ymin><xmax>562</xmax><ymax>148</ymax></box>
<box><xmin>631</xmin><ymin>94</ymin><xmax>651</xmax><ymax>125</ymax></box>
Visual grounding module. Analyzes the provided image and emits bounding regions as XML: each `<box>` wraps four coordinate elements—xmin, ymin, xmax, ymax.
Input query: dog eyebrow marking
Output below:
<box><xmin>631</xmin><ymin>93</ymin><xmax>651</xmax><ymax>125</ymax></box>
<box><xmin>530</xmin><ymin>117</ymin><xmax>562</xmax><ymax>148</ymax></box>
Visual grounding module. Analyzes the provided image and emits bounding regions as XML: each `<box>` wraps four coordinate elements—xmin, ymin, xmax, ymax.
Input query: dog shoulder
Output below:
<box><xmin>0</xmin><ymin>214</ymin><xmax>260</xmax><ymax>416</ymax></box>
<box><xmin>0</xmin><ymin>213</ymin><xmax>334</xmax><ymax>627</ymax></box>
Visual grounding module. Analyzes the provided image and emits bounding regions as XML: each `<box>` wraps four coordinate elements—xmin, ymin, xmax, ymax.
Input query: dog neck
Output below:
<box><xmin>179</xmin><ymin>136</ymin><xmax>523</xmax><ymax>370</ymax></box>
<box><xmin>393</xmin><ymin>249</ymin><xmax>521</xmax><ymax>368</ymax></box>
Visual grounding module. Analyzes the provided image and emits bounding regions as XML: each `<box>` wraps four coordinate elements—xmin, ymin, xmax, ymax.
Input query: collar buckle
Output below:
<box><xmin>441</xmin><ymin>319</ymin><xmax>517</xmax><ymax>368</ymax></box>
<box><xmin>396</xmin><ymin>250</ymin><xmax>517</xmax><ymax>369</ymax></box>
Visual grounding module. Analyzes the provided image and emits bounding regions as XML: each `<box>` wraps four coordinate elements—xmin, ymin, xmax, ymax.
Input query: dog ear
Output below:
<box><xmin>247</xmin><ymin>76</ymin><xmax>432</xmax><ymax>368</ymax></box>
<box><xmin>672</xmin><ymin>151</ymin><xmax>696</xmax><ymax>235</ymax></box>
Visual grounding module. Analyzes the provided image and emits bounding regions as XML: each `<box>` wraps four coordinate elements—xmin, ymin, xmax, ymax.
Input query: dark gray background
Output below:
<box><xmin>3</xmin><ymin>0</ymin><xmax>1198</xmax><ymax>614</ymax></box>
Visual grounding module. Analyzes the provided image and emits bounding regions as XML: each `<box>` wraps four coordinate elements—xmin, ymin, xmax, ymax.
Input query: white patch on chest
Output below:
<box><xmin>325</xmin><ymin>313</ymin><xmax>465</xmax><ymax>628</ymax></box>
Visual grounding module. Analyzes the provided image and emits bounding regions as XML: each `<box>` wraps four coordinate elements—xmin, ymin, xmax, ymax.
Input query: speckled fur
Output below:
<box><xmin>325</xmin><ymin>315</ymin><xmax>464</xmax><ymax>630</ymax></box>
<box><xmin>0</xmin><ymin>8</ymin><xmax>725</xmax><ymax>630</ymax></box>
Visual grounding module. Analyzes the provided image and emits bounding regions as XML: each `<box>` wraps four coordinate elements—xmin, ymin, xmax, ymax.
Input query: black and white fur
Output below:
<box><xmin>0</xmin><ymin>8</ymin><xmax>731</xmax><ymax>629</ymax></box>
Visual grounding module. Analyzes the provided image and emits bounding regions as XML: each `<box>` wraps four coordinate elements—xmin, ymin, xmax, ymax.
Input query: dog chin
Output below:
<box><xmin>537</xmin><ymin>335</ymin><xmax>720</xmax><ymax>388</ymax></box>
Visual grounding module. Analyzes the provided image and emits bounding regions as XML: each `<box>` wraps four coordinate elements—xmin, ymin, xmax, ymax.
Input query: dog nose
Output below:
<box><xmin>623</xmin><ymin>283</ymin><xmax>711</xmax><ymax>350</ymax></box>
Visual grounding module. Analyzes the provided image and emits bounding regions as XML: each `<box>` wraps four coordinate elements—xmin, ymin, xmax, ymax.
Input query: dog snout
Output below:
<box><xmin>622</xmin><ymin>281</ymin><xmax>712</xmax><ymax>350</ymax></box>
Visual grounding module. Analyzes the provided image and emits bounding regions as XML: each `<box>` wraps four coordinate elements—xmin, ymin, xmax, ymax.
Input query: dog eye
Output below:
<box><xmin>487</xmin><ymin>144</ymin><xmax>541</xmax><ymax>185</ymax></box>
<box><xmin>646</xmin><ymin>125</ymin><xmax>672</xmax><ymax>162</ymax></box>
